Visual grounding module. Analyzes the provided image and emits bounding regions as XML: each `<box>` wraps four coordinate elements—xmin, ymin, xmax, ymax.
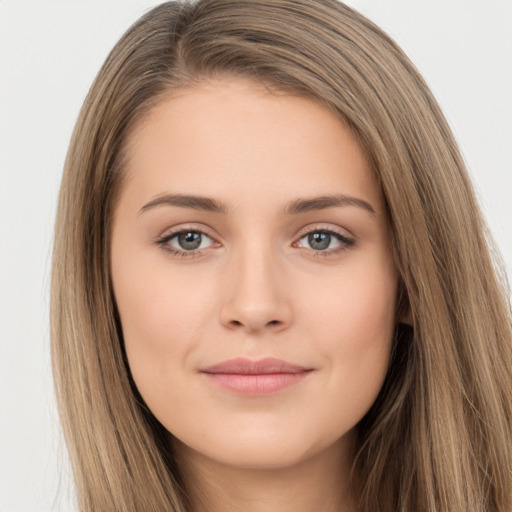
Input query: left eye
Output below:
<box><xmin>166</xmin><ymin>230</ymin><xmax>214</xmax><ymax>251</ymax></box>
<box><xmin>296</xmin><ymin>231</ymin><xmax>350</xmax><ymax>251</ymax></box>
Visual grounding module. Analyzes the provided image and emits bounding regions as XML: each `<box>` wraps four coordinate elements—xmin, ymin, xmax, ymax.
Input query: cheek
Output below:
<box><xmin>337</xmin><ymin>282</ymin><xmax>395</xmax><ymax>347</ymax></box>
<box><xmin>304</xmin><ymin>255</ymin><xmax>397</xmax><ymax>406</ymax></box>
<box><xmin>117</xmin><ymin>279</ymin><xmax>197</xmax><ymax>351</ymax></box>
<box><xmin>306</xmin><ymin>252</ymin><xmax>396</xmax><ymax>342</ymax></box>
<box><xmin>110</xmin><ymin>244</ymin><xmax>214</xmax><ymax>400</ymax></box>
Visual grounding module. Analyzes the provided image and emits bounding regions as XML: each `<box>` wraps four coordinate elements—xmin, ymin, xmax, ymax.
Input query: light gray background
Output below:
<box><xmin>1</xmin><ymin>1</ymin><xmax>511</xmax><ymax>510</ymax></box>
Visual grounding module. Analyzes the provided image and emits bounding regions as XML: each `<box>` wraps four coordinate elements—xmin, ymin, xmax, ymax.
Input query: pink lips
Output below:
<box><xmin>199</xmin><ymin>357</ymin><xmax>313</xmax><ymax>395</ymax></box>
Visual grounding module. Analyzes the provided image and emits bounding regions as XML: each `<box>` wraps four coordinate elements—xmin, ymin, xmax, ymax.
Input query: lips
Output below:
<box><xmin>199</xmin><ymin>357</ymin><xmax>313</xmax><ymax>395</ymax></box>
<box><xmin>201</xmin><ymin>357</ymin><xmax>310</xmax><ymax>375</ymax></box>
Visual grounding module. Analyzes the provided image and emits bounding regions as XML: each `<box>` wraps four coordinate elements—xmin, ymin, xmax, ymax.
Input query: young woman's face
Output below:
<box><xmin>111</xmin><ymin>78</ymin><xmax>398</xmax><ymax>471</ymax></box>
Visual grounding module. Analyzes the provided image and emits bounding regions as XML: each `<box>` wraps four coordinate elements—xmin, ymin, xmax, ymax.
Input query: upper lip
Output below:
<box><xmin>200</xmin><ymin>357</ymin><xmax>311</xmax><ymax>375</ymax></box>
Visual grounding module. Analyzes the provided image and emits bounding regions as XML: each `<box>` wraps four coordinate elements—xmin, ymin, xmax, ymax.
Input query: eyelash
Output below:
<box><xmin>294</xmin><ymin>228</ymin><xmax>354</xmax><ymax>257</ymax></box>
<box><xmin>154</xmin><ymin>225</ymin><xmax>217</xmax><ymax>259</ymax></box>
<box><xmin>155</xmin><ymin>226</ymin><xmax>355</xmax><ymax>260</ymax></box>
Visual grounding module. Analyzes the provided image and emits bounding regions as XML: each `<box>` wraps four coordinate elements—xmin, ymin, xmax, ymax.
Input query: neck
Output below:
<box><xmin>173</xmin><ymin>434</ymin><xmax>358</xmax><ymax>512</ymax></box>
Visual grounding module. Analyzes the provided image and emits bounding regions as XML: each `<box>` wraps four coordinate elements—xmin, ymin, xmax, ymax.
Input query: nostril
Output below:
<box><xmin>228</xmin><ymin>319</ymin><xmax>281</xmax><ymax>329</ymax></box>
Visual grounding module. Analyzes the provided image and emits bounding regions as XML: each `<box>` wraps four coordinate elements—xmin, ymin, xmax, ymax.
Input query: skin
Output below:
<box><xmin>111</xmin><ymin>77</ymin><xmax>399</xmax><ymax>512</ymax></box>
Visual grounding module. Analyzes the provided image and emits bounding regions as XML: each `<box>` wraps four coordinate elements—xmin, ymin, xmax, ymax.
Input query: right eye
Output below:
<box><xmin>168</xmin><ymin>230</ymin><xmax>213</xmax><ymax>251</ymax></box>
<box><xmin>156</xmin><ymin>228</ymin><xmax>219</xmax><ymax>258</ymax></box>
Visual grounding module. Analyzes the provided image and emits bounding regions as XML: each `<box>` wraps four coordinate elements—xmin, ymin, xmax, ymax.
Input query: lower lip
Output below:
<box><xmin>202</xmin><ymin>371</ymin><xmax>312</xmax><ymax>395</ymax></box>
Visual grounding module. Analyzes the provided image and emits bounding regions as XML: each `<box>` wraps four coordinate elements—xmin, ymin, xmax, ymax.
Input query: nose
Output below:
<box><xmin>219</xmin><ymin>245</ymin><xmax>293</xmax><ymax>334</ymax></box>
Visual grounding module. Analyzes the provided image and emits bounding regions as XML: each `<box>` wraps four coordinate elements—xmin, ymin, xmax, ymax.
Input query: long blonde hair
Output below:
<box><xmin>51</xmin><ymin>1</ymin><xmax>512</xmax><ymax>510</ymax></box>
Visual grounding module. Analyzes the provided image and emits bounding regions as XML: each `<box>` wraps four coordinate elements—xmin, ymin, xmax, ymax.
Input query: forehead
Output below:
<box><xmin>120</xmin><ymin>77</ymin><xmax>383</xmax><ymax>214</ymax></box>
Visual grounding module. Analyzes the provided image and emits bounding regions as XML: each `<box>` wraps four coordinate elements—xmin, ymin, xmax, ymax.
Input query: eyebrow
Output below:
<box><xmin>284</xmin><ymin>194</ymin><xmax>376</xmax><ymax>216</ymax></box>
<box><xmin>138</xmin><ymin>193</ymin><xmax>376</xmax><ymax>216</ymax></box>
<box><xmin>138</xmin><ymin>194</ymin><xmax>229</xmax><ymax>215</ymax></box>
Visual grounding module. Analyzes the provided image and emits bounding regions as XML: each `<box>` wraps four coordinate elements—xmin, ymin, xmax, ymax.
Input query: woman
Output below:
<box><xmin>50</xmin><ymin>0</ymin><xmax>512</xmax><ymax>510</ymax></box>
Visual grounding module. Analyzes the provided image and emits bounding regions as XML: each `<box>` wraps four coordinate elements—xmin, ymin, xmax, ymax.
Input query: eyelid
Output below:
<box><xmin>292</xmin><ymin>224</ymin><xmax>355</xmax><ymax>255</ymax></box>
<box><xmin>154</xmin><ymin>223</ymin><xmax>221</xmax><ymax>258</ymax></box>
<box><xmin>294</xmin><ymin>223</ymin><xmax>354</xmax><ymax>242</ymax></box>
<box><xmin>156</xmin><ymin>222</ymin><xmax>217</xmax><ymax>241</ymax></box>
<box><xmin>153</xmin><ymin>222</ymin><xmax>354</xmax><ymax>259</ymax></box>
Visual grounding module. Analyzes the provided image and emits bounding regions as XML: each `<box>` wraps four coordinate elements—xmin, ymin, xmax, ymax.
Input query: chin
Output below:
<box><xmin>171</xmin><ymin>423</ymin><xmax>349</xmax><ymax>472</ymax></box>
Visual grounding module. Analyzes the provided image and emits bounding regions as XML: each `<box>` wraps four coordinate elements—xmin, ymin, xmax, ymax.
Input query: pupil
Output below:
<box><xmin>178</xmin><ymin>231</ymin><xmax>202</xmax><ymax>250</ymax></box>
<box><xmin>308</xmin><ymin>232</ymin><xmax>330</xmax><ymax>250</ymax></box>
